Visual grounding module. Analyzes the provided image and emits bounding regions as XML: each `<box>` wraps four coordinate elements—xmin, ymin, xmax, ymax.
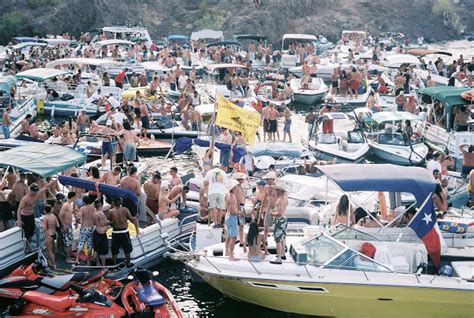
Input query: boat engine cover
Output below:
<box><xmin>137</xmin><ymin>285</ymin><xmax>166</xmax><ymax>306</ymax></box>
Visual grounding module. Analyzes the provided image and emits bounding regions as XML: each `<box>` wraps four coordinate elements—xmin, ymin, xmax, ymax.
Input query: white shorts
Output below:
<box><xmin>209</xmin><ymin>193</ymin><xmax>225</xmax><ymax>210</ymax></box>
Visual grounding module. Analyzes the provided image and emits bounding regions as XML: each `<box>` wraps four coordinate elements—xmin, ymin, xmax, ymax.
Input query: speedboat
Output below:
<box><xmin>365</xmin><ymin>112</ymin><xmax>428</xmax><ymax>166</ymax></box>
<box><xmin>0</xmin><ymin>76</ymin><xmax>36</xmax><ymax>138</ymax></box>
<box><xmin>181</xmin><ymin>231</ymin><xmax>474</xmax><ymax>318</ymax></box>
<box><xmin>290</xmin><ymin>77</ymin><xmax>328</xmax><ymax>105</ymax></box>
<box><xmin>308</xmin><ymin>112</ymin><xmax>370</xmax><ymax>163</ymax></box>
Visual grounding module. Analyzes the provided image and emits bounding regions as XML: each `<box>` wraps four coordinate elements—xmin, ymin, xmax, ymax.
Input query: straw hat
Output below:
<box><xmin>272</xmin><ymin>182</ymin><xmax>287</xmax><ymax>193</ymax></box>
<box><xmin>263</xmin><ymin>171</ymin><xmax>277</xmax><ymax>180</ymax></box>
<box><xmin>233</xmin><ymin>172</ymin><xmax>247</xmax><ymax>180</ymax></box>
<box><xmin>226</xmin><ymin>179</ymin><xmax>240</xmax><ymax>191</ymax></box>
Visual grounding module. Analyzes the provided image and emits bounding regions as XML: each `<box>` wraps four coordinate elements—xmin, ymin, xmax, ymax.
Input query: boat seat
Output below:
<box><xmin>137</xmin><ymin>285</ymin><xmax>166</xmax><ymax>306</ymax></box>
<box><xmin>23</xmin><ymin>291</ymin><xmax>75</xmax><ymax>312</ymax></box>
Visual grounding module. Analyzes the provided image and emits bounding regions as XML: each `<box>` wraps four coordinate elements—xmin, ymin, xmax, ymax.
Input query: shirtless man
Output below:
<box><xmin>267</xmin><ymin>103</ymin><xmax>280</xmax><ymax>142</ymax></box>
<box><xmin>11</xmin><ymin>173</ymin><xmax>29</xmax><ymax>211</ymax></box>
<box><xmin>233</xmin><ymin>174</ymin><xmax>247</xmax><ymax>252</ymax></box>
<box><xmin>2</xmin><ymin>107</ymin><xmax>13</xmax><ymax>139</ymax></box>
<box><xmin>121</xmin><ymin>121</ymin><xmax>139</xmax><ymax>163</ymax></box>
<box><xmin>468</xmin><ymin>170</ymin><xmax>474</xmax><ymax>208</ymax></box>
<box><xmin>259</xmin><ymin>171</ymin><xmax>277</xmax><ymax>253</ymax></box>
<box><xmin>190</xmin><ymin>106</ymin><xmax>203</xmax><ymax>132</ymax></box>
<box><xmin>101</xmin><ymin>166</ymin><xmax>121</xmax><ymax>186</ymax></box>
<box><xmin>120</xmin><ymin>166</ymin><xmax>141</xmax><ymax>217</ymax></box>
<box><xmin>270</xmin><ymin>184</ymin><xmax>288</xmax><ymax>264</ymax></box>
<box><xmin>76</xmin><ymin>111</ymin><xmax>90</xmax><ymax>133</ymax></box>
<box><xmin>108</xmin><ymin>198</ymin><xmax>139</xmax><ymax>266</ymax></box>
<box><xmin>17</xmin><ymin>182</ymin><xmax>52</xmax><ymax>244</ymax></box>
<box><xmin>75</xmin><ymin>195</ymin><xmax>95</xmax><ymax>265</ymax></box>
<box><xmin>460</xmin><ymin>144</ymin><xmax>474</xmax><ymax>177</ymax></box>
<box><xmin>168</xmin><ymin>167</ymin><xmax>186</xmax><ymax>207</ymax></box>
<box><xmin>93</xmin><ymin>200</ymin><xmax>109</xmax><ymax>266</ymax></box>
<box><xmin>144</xmin><ymin>173</ymin><xmax>161</xmax><ymax>224</ymax></box>
<box><xmin>58</xmin><ymin>192</ymin><xmax>77</xmax><ymax>263</ymax></box>
<box><xmin>139</xmin><ymin>102</ymin><xmax>150</xmax><ymax>139</ymax></box>
<box><xmin>395</xmin><ymin>91</ymin><xmax>407</xmax><ymax>112</ymax></box>
<box><xmin>158</xmin><ymin>183</ymin><xmax>180</xmax><ymax>219</ymax></box>
<box><xmin>224</xmin><ymin>181</ymin><xmax>240</xmax><ymax>260</ymax></box>
<box><xmin>394</xmin><ymin>73</ymin><xmax>406</xmax><ymax>96</ymax></box>
<box><xmin>403</xmin><ymin>96</ymin><xmax>417</xmax><ymax>114</ymax></box>
<box><xmin>283</xmin><ymin>83</ymin><xmax>293</xmax><ymax>100</ymax></box>
<box><xmin>282</xmin><ymin>103</ymin><xmax>292</xmax><ymax>143</ymax></box>
<box><xmin>42</xmin><ymin>205</ymin><xmax>59</xmax><ymax>268</ymax></box>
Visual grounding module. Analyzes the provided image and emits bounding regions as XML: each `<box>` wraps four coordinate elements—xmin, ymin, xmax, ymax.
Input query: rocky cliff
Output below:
<box><xmin>1</xmin><ymin>0</ymin><xmax>473</xmax><ymax>45</ymax></box>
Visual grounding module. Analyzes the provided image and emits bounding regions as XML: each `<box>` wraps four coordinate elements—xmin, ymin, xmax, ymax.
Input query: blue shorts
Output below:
<box><xmin>101</xmin><ymin>141</ymin><xmax>113</xmax><ymax>156</ymax></box>
<box><xmin>124</xmin><ymin>144</ymin><xmax>136</xmax><ymax>161</ymax></box>
<box><xmin>283</xmin><ymin>119</ymin><xmax>291</xmax><ymax>133</ymax></box>
<box><xmin>2</xmin><ymin>125</ymin><xmax>11</xmax><ymax>139</ymax></box>
<box><xmin>220</xmin><ymin>149</ymin><xmax>231</xmax><ymax>167</ymax></box>
<box><xmin>225</xmin><ymin>214</ymin><xmax>238</xmax><ymax>237</ymax></box>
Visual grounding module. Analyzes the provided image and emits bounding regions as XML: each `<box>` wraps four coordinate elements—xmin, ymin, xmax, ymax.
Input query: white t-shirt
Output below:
<box><xmin>46</xmin><ymin>136</ymin><xmax>63</xmax><ymax>144</ymax></box>
<box><xmin>90</xmin><ymin>92</ymin><xmax>103</xmax><ymax>102</ymax></box>
<box><xmin>418</xmin><ymin>111</ymin><xmax>428</xmax><ymax>122</ymax></box>
<box><xmin>426</xmin><ymin>160</ymin><xmax>442</xmax><ymax>174</ymax></box>
<box><xmin>204</xmin><ymin>168</ymin><xmax>227</xmax><ymax>195</ymax></box>
<box><xmin>112</xmin><ymin>112</ymin><xmax>128</xmax><ymax>125</ymax></box>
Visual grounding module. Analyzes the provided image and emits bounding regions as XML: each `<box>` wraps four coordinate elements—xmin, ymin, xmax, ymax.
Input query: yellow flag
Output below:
<box><xmin>215</xmin><ymin>95</ymin><xmax>261</xmax><ymax>144</ymax></box>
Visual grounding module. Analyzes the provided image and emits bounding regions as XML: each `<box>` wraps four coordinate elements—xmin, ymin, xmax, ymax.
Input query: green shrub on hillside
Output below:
<box><xmin>27</xmin><ymin>0</ymin><xmax>57</xmax><ymax>9</ymax></box>
<box><xmin>0</xmin><ymin>12</ymin><xmax>23</xmax><ymax>44</ymax></box>
<box><xmin>432</xmin><ymin>0</ymin><xmax>455</xmax><ymax>16</ymax></box>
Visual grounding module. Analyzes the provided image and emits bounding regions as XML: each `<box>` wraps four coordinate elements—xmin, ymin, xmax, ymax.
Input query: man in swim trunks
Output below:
<box><xmin>259</xmin><ymin>171</ymin><xmax>277</xmax><ymax>254</ymax></box>
<box><xmin>144</xmin><ymin>173</ymin><xmax>161</xmax><ymax>225</ymax></box>
<box><xmin>225</xmin><ymin>180</ymin><xmax>240</xmax><ymax>260</ymax></box>
<box><xmin>270</xmin><ymin>183</ymin><xmax>288</xmax><ymax>264</ymax></box>
<box><xmin>107</xmin><ymin>198</ymin><xmax>139</xmax><ymax>266</ymax></box>
<box><xmin>93</xmin><ymin>200</ymin><xmax>109</xmax><ymax>266</ymax></box>
<box><xmin>17</xmin><ymin>182</ymin><xmax>53</xmax><ymax>245</ymax></box>
<box><xmin>58</xmin><ymin>192</ymin><xmax>77</xmax><ymax>263</ymax></box>
<box><xmin>233</xmin><ymin>173</ymin><xmax>247</xmax><ymax>252</ymax></box>
<box><xmin>267</xmin><ymin>103</ymin><xmax>280</xmax><ymax>142</ymax></box>
<box><xmin>75</xmin><ymin>195</ymin><xmax>95</xmax><ymax>265</ymax></box>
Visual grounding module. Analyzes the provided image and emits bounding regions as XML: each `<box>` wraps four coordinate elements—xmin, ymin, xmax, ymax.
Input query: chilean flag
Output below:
<box><xmin>408</xmin><ymin>194</ymin><xmax>444</xmax><ymax>268</ymax></box>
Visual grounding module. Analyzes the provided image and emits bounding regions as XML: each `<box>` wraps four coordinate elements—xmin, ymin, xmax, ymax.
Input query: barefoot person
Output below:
<box><xmin>270</xmin><ymin>183</ymin><xmax>288</xmax><ymax>264</ymax></box>
<box><xmin>233</xmin><ymin>173</ymin><xmax>247</xmax><ymax>252</ymax></box>
<box><xmin>144</xmin><ymin>173</ymin><xmax>161</xmax><ymax>224</ymax></box>
<box><xmin>259</xmin><ymin>171</ymin><xmax>277</xmax><ymax>253</ymax></box>
<box><xmin>225</xmin><ymin>179</ymin><xmax>240</xmax><ymax>260</ymax></box>
<box><xmin>75</xmin><ymin>195</ymin><xmax>95</xmax><ymax>265</ymax></box>
<box><xmin>93</xmin><ymin>200</ymin><xmax>109</xmax><ymax>266</ymax></box>
<box><xmin>42</xmin><ymin>205</ymin><xmax>59</xmax><ymax>268</ymax></box>
<box><xmin>58</xmin><ymin>192</ymin><xmax>77</xmax><ymax>263</ymax></box>
<box><xmin>204</xmin><ymin>167</ymin><xmax>228</xmax><ymax>227</ymax></box>
<box><xmin>17</xmin><ymin>182</ymin><xmax>52</xmax><ymax>244</ymax></box>
<box><xmin>108</xmin><ymin>198</ymin><xmax>140</xmax><ymax>266</ymax></box>
<box><xmin>158</xmin><ymin>183</ymin><xmax>180</xmax><ymax>219</ymax></box>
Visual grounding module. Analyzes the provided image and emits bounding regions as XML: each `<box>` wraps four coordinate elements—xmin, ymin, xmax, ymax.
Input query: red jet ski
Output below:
<box><xmin>0</xmin><ymin>261</ymin><xmax>122</xmax><ymax>301</ymax></box>
<box><xmin>122</xmin><ymin>268</ymin><xmax>183</xmax><ymax>318</ymax></box>
<box><xmin>1</xmin><ymin>284</ymin><xmax>126</xmax><ymax>317</ymax></box>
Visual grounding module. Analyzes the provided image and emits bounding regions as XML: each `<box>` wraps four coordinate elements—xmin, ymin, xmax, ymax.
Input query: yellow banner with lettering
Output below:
<box><xmin>215</xmin><ymin>95</ymin><xmax>261</xmax><ymax>144</ymax></box>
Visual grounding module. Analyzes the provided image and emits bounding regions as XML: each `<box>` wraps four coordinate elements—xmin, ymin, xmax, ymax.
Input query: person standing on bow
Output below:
<box><xmin>270</xmin><ymin>183</ymin><xmax>288</xmax><ymax>265</ymax></box>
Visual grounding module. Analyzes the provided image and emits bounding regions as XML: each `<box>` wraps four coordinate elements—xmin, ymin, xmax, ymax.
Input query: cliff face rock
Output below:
<box><xmin>1</xmin><ymin>0</ymin><xmax>473</xmax><ymax>44</ymax></box>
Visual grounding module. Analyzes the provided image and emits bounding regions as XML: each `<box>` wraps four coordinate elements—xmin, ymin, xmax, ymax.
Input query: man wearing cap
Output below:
<box><xmin>233</xmin><ymin>172</ymin><xmax>247</xmax><ymax>251</ymax></box>
<box><xmin>204</xmin><ymin>167</ymin><xmax>228</xmax><ymax>227</ymax></box>
<box><xmin>17</xmin><ymin>181</ymin><xmax>53</xmax><ymax>244</ymax></box>
<box><xmin>259</xmin><ymin>171</ymin><xmax>277</xmax><ymax>252</ymax></box>
<box><xmin>270</xmin><ymin>183</ymin><xmax>288</xmax><ymax>264</ymax></box>
<box><xmin>225</xmin><ymin>179</ymin><xmax>240</xmax><ymax>260</ymax></box>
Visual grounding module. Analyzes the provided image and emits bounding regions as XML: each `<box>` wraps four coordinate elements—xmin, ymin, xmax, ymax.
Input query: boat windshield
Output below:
<box><xmin>317</xmin><ymin>133</ymin><xmax>336</xmax><ymax>144</ymax></box>
<box><xmin>303</xmin><ymin>235</ymin><xmax>345</xmax><ymax>266</ymax></box>
<box><xmin>347</xmin><ymin>131</ymin><xmax>364</xmax><ymax>144</ymax></box>
<box><xmin>324</xmin><ymin>249</ymin><xmax>391</xmax><ymax>272</ymax></box>
<box><xmin>377</xmin><ymin>133</ymin><xmax>423</xmax><ymax>146</ymax></box>
<box><xmin>331</xmin><ymin>225</ymin><xmax>380</xmax><ymax>242</ymax></box>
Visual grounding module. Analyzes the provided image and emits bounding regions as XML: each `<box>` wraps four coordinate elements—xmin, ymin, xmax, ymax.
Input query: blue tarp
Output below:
<box><xmin>0</xmin><ymin>76</ymin><xmax>16</xmax><ymax>93</ymax></box>
<box><xmin>175</xmin><ymin>137</ymin><xmax>246</xmax><ymax>163</ymax></box>
<box><xmin>247</xmin><ymin>143</ymin><xmax>306</xmax><ymax>158</ymax></box>
<box><xmin>58</xmin><ymin>176</ymin><xmax>139</xmax><ymax>205</ymax></box>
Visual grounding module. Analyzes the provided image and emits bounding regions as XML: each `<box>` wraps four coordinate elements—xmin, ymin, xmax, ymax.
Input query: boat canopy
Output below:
<box><xmin>207</xmin><ymin>63</ymin><xmax>247</xmax><ymax>72</ymax></box>
<box><xmin>41</xmin><ymin>38</ymin><xmax>71</xmax><ymax>46</ymax></box>
<box><xmin>370</xmin><ymin>111</ymin><xmax>418</xmax><ymax>123</ymax></box>
<box><xmin>405</xmin><ymin>48</ymin><xmax>452</xmax><ymax>57</ymax></box>
<box><xmin>418</xmin><ymin>86</ymin><xmax>471</xmax><ymax>107</ymax></box>
<box><xmin>93</xmin><ymin>39</ymin><xmax>135</xmax><ymax>47</ymax></box>
<box><xmin>0</xmin><ymin>76</ymin><xmax>17</xmax><ymax>92</ymax></box>
<box><xmin>207</xmin><ymin>41</ymin><xmax>241</xmax><ymax>48</ymax></box>
<box><xmin>11</xmin><ymin>42</ymin><xmax>47</xmax><ymax>50</ymax></box>
<box><xmin>190</xmin><ymin>29</ymin><xmax>224</xmax><ymax>41</ymax></box>
<box><xmin>0</xmin><ymin>144</ymin><xmax>87</xmax><ymax>177</ymax></box>
<box><xmin>45</xmin><ymin>58</ymin><xmax>116</xmax><ymax>68</ymax></box>
<box><xmin>168</xmin><ymin>34</ymin><xmax>188</xmax><ymax>41</ymax></box>
<box><xmin>319</xmin><ymin>112</ymin><xmax>350</xmax><ymax>121</ymax></box>
<box><xmin>247</xmin><ymin>143</ymin><xmax>307</xmax><ymax>158</ymax></box>
<box><xmin>233</xmin><ymin>34</ymin><xmax>267</xmax><ymax>41</ymax></box>
<box><xmin>16</xmin><ymin>68</ymin><xmax>72</xmax><ymax>81</ymax></box>
<box><xmin>13</xmin><ymin>37</ymin><xmax>38</xmax><ymax>43</ymax></box>
<box><xmin>382</xmin><ymin>54</ymin><xmax>421</xmax><ymax>68</ymax></box>
<box><xmin>317</xmin><ymin>164</ymin><xmax>436</xmax><ymax>206</ymax></box>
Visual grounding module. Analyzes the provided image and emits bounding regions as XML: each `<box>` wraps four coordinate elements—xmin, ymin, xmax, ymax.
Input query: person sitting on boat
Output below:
<box><xmin>45</xmin><ymin>128</ymin><xmax>63</xmax><ymax>144</ymax></box>
<box><xmin>358</xmin><ymin>211</ymin><xmax>381</xmax><ymax>228</ymax></box>
<box><xmin>158</xmin><ymin>182</ymin><xmax>180</xmax><ymax>220</ymax></box>
<box><xmin>468</xmin><ymin>170</ymin><xmax>474</xmax><ymax>208</ymax></box>
<box><xmin>433</xmin><ymin>184</ymin><xmax>448</xmax><ymax>217</ymax></box>
<box><xmin>333</xmin><ymin>194</ymin><xmax>355</xmax><ymax>226</ymax></box>
<box><xmin>246</xmin><ymin>221</ymin><xmax>264</xmax><ymax>262</ymax></box>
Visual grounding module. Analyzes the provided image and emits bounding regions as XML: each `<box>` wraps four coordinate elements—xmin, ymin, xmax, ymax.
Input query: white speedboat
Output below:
<box><xmin>290</xmin><ymin>77</ymin><xmax>328</xmax><ymax>105</ymax></box>
<box><xmin>365</xmin><ymin>112</ymin><xmax>428</xmax><ymax>166</ymax></box>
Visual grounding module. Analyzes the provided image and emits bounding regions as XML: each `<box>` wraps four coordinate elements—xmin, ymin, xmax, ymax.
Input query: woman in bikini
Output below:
<box><xmin>42</xmin><ymin>205</ymin><xmax>59</xmax><ymax>268</ymax></box>
<box><xmin>158</xmin><ymin>185</ymin><xmax>180</xmax><ymax>220</ymax></box>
